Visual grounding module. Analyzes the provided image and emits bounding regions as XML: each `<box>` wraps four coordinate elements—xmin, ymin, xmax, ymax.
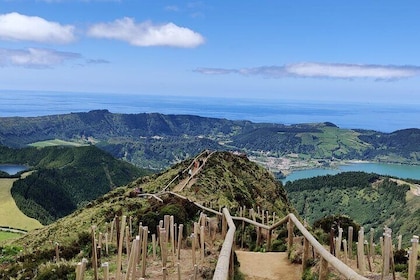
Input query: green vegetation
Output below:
<box><xmin>285</xmin><ymin>171</ymin><xmax>417</xmax><ymax>244</ymax></box>
<box><xmin>28</xmin><ymin>138</ymin><xmax>87</xmax><ymax>147</ymax></box>
<box><xmin>0</xmin><ymin>177</ymin><xmax>43</xmax><ymax>231</ymax></box>
<box><xmin>0</xmin><ymin>231</ymin><xmax>22</xmax><ymax>241</ymax></box>
<box><xmin>1</xmin><ymin>111</ymin><xmax>419</xmax><ymax>170</ymax></box>
<box><xmin>0</xmin><ymin>145</ymin><xmax>150</xmax><ymax>225</ymax></box>
<box><xmin>0</xmin><ymin>151</ymin><xmax>293</xmax><ymax>279</ymax></box>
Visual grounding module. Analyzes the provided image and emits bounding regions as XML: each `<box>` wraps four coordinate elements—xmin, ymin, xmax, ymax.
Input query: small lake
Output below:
<box><xmin>281</xmin><ymin>162</ymin><xmax>420</xmax><ymax>183</ymax></box>
<box><xmin>0</xmin><ymin>164</ymin><xmax>28</xmax><ymax>175</ymax></box>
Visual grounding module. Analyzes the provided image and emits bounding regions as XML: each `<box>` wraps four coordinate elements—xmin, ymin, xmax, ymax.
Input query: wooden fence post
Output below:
<box><xmin>319</xmin><ymin>257</ymin><xmax>329</xmax><ymax>280</ymax></box>
<box><xmin>125</xmin><ymin>237</ymin><xmax>138</xmax><ymax>280</ymax></box>
<box><xmin>170</xmin><ymin>216</ymin><xmax>175</xmax><ymax>263</ymax></box>
<box><xmin>267</xmin><ymin>229</ymin><xmax>272</xmax><ymax>251</ymax></box>
<box><xmin>116</xmin><ymin>216</ymin><xmax>120</xmax><ymax>247</ymax></box>
<box><xmin>343</xmin><ymin>239</ymin><xmax>348</xmax><ymax>264</ymax></box>
<box><xmin>97</xmin><ymin>233</ymin><xmax>102</xmax><ymax>267</ymax></box>
<box><xmin>191</xmin><ymin>233</ymin><xmax>196</xmax><ymax>267</ymax></box>
<box><xmin>336</xmin><ymin>227</ymin><xmax>343</xmax><ymax>257</ymax></box>
<box><xmin>287</xmin><ymin>219</ymin><xmax>294</xmax><ymax>251</ymax></box>
<box><xmin>55</xmin><ymin>242</ymin><xmax>60</xmax><ymax>263</ymax></box>
<box><xmin>302</xmin><ymin>237</ymin><xmax>310</xmax><ymax>270</ymax></box>
<box><xmin>178</xmin><ymin>224</ymin><xmax>183</xmax><ymax>260</ymax></box>
<box><xmin>125</xmin><ymin>226</ymin><xmax>130</xmax><ymax>261</ymax></box>
<box><xmin>152</xmin><ymin>233</ymin><xmax>157</xmax><ymax>260</ymax></box>
<box><xmin>241</xmin><ymin>210</ymin><xmax>245</xmax><ymax>249</ymax></box>
<box><xmin>75</xmin><ymin>262</ymin><xmax>82</xmax><ymax>280</ymax></box>
<box><xmin>160</xmin><ymin>228</ymin><xmax>168</xmax><ymax>268</ymax></box>
<box><xmin>137</xmin><ymin>227</ymin><xmax>143</xmax><ymax>265</ymax></box>
<box><xmin>110</xmin><ymin>217</ymin><xmax>115</xmax><ymax>243</ymax></box>
<box><xmin>357</xmin><ymin>227</ymin><xmax>365</xmax><ymax>273</ymax></box>
<box><xmin>348</xmin><ymin>226</ymin><xmax>353</xmax><ymax>259</ymax></box>
<box><xmin>397</xmin><ymin>234</ymin><xmax>402</xmax><ymax>250</ymax></box>
<box><xmin>141</xmin><ymin>226</ymin><xmax>148</xmax><ymax>278</ymax></box>
<box><xmin>200</xmin><ymin>225</ymin><xmax>205</xmax><ymax>262</ymax></box>
<box><xmin>91</xmin><ymin>226</ymin><xmax>98</xmax><ymax>280</ymax></box>
<box><xmin>382</xmin><ymin>228</ymin><xmax>391</xmax><ymax>276</ymax></box>
<box><xmin>116</xmin><ymin>216</ymin><xmax>126</xmax><ymax>280</ymax></box>
<box><xmin>222</xmin><ymin>215</ymin><xmax>227</xmax><ymax>238</ymax></box>
<box><xmin>408</xmin><ymin>235</ymin><xmax>419</xmax><ymax>280</ymax></box>
<box><xmin>77</xmin><ymin>258</ymin><xmax>87</xmax><ymax>280</ymax></box>
<box><xmin>129</xmin><ymin>216</ymin><xmax>133</xmax><ymax>238</ymax></box>
<box><xmin>102</xmin><ymin>262</ymin><xmax>109</xmax><ymax>280</ymax></box>
<box><xmin>105</xmin><ymin>232</ymin><xmax>109</xmax><ymax>256</ymax></box>
<box><xmin>132</xmin><ymin>236</ymin><xmax>140</xmax><ymax>279</ymax></box>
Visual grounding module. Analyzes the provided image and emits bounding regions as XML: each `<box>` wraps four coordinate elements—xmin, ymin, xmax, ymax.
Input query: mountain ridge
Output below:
<box><xmin>1</xmin><ymin>110</ymin><xmax>419</xmax><ymax>171</ymax></box>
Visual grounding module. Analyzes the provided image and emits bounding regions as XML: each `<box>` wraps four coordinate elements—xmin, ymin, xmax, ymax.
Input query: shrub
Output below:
<box><xmin>394</xmin><ymin>263</ymin><xmax>407</xmax><ymax>272</ymax></box>
<box><xmin>36</xmin><ymin>263</ymin><xmax>76</xmax><ymax>280</ymax></box>
<box><xmin>271</xmin><ymin>239</ymin><xmax>287</xmax><ymax>252</ymax></box>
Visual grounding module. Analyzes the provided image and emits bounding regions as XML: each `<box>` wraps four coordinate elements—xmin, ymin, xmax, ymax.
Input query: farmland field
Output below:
<box><xmin>0</xmin><ymin>177</ymin><xmax>43</xmax><ymax>231</ymax></box>
<box><xmin>28</xmin><ymin>138</ymin><xmax>88</xmax><ymax>147</ymax></box>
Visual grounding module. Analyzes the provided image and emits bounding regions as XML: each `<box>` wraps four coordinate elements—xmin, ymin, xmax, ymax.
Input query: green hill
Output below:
<box><xmin>1</xmin><ymin>151</ymin><xmax>294</xmax><ymax>279</ymax></box>
<box><xmin>0</xmin><ymin>111</ymin><xmax>419</xmax><ymax>170</ymax></box>
<box><xmin>284</xmin><ymin>171</ymin><xmax>420</xmax><ymax>244</ymax></box>
<box><xmin>0</xmin><ymin>145</ymin><xmax>150</xmax><ymax>225</ymax></box>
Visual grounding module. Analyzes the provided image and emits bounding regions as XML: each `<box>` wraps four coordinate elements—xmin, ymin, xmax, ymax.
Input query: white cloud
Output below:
<box><xmin>87</xmin><ymin>17</ymin><xmax>205</xmax><ymax>48</ymax></box>
<box><xmin>195</xmin><ymin>63</ymin><xmax>420</xmax><ymax>80</ymax></box>
<box><xmin>0</xmin><ymin>12</ymin><xmax>75</xmax><ymax>43</ymax></box>
<box><xmin>286</xmin><ymin>63</ymin><xmax>418</xmax><ymax>79</ymax></box>
<box><xmin>0</xmin><ymin>48</ymin><xmax>81</xmax><ymax>67</ymax></box>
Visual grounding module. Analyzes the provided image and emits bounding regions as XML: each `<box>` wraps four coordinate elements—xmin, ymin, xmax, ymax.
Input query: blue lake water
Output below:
<box><xmin>0</xmin><ymin>164</ymin><xmax>28</xmax><ymax>175</ymax></box>
<box><xmin>1</xmin><ymin>90</ymin><xmax>420</xmax><ymax>132</ymax></box>
<box><xmin>281</xmin><ymin>162</ymin><xmax>420</xmax><ymax>183</ymax></box>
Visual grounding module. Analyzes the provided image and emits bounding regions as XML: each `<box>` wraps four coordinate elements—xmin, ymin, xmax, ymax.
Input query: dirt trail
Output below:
<box><xmin>235</xmin><ymin>251</ymin><xmax>301</xmax><ymax>280</ymax></box>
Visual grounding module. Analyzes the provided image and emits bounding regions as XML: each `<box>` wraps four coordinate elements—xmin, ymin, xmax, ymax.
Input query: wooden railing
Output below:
<box><xmin>212</xmin><ymin>208</ymin><xmax>369</xmax><ymax>280</ymax></box>
<box><xmin>213</xmin><ymin>208</ymin><xmax>236</xmax><ymax>280</ymax></box>
<box><xmin>152</xmin><ymin>152</ymin><xmax>370</xmax><ymax>280</ymax></box>
<box><xmin>158</xmin><ymin>193</ymin><xmax>369</xmax><ymax>279</ymax></box>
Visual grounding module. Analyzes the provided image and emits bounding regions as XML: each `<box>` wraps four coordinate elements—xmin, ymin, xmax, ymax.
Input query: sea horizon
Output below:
<box><xmin>1</xmin><ymin>90</ymin><xmax>419</xmax><ymax>133</ymax></box>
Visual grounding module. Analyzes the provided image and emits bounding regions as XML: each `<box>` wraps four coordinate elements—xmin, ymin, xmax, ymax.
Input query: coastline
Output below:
<box><xmin>250</xmin><ymin>155</ymin><xmax>420</xmax><ymax>182</ymax></box>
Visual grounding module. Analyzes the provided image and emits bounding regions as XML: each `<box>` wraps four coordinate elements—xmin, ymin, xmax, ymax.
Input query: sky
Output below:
<box><xmin>1</xmin><ymin>0</ymin><xmax>420</xmax><ymax>104</ymax></box>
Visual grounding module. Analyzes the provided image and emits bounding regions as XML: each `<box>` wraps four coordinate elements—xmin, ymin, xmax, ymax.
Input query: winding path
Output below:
<box><xmin>236</xmin><ymin>251</ymin><xmax>301</xmax><ymax>280</ymax></box>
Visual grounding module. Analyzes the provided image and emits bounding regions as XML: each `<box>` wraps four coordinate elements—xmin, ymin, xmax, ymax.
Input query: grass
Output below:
<box><xmin>0</xmin><ymin>231</ymin><xmax>22</xmax><ymax>241</ymax></box>
<box><xmin>0</xmin><ymin>177</ymin><xmax>43</xmax><ymax>231</ymax></box>
<box><xmin>28</xmin><ymin>138</ymin><xmax>88</xmax><ymax>147</ymax></box>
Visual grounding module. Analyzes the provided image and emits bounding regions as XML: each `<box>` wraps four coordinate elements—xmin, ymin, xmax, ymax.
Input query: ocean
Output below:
<box><xmin>1</xmin><ymin>90</ymin><xmax>419</xmax><ymax>133</ymax></box>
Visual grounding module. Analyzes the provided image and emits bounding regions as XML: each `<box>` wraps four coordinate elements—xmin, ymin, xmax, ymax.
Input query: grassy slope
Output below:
<box><xmin>28</xmin><ymin>138</ymin><xmax>88</xmax><ymax>147</ymax></box>
<box><xmin>9</xmin><ymin>151</ymin><xmax>294</xmax><ymax>250</ymax></box>
<box><xmin>0</xmin><ymin>177</ymin><xmax>42</xmax><ymax>231</ymax></box>
<box><xmin>285</xmin><ymin>172</ymin><xmax>419</xmax><ymax>244</ymax></box>
<box><xmin>297</xmin><ymin>126</ymin><xmax>372</xmax><ymax>158</ymax></box>
<box><xmin>0</xmin><ymin>145</ymin><xmax>150</xmax><ymax>225</ymax></box>
<box><xmin>0</xmin><ymin>231</ymin><xmax>22</xmax><ymax>241</ymax></box>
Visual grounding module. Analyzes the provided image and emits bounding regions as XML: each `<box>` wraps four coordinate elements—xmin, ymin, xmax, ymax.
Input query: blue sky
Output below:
<box><xmin>1</xmin><ymin>0</ymin><xmax>420</xmax><ymax>104</ymax></box>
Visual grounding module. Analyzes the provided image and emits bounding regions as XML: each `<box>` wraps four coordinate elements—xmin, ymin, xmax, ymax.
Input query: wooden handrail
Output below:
<box><xmin>232</xmin><ymin>216</ymin><xmax>270</xmax><ymax>230</ymax></box>
<box><xmin>288</xmin><ymin>213</ymin><xmax>369</xmax><ymax>280</ymax></box>
<box><xmin>214</xmin><ymin>211</ymin><xmax>369</xmax><ymax>280</ymax></box>
<box><xmin>142</xmin><ymin>165</ymin><xmax>370</xmax><ymax>280</ymax></box>
<box><xmin>213</xmin><ymin>208</ymin><xmax>236</xmax><ymax>280</ymax></box>
<box><xmin>165</xmin><ymin>191</ymin><xmax>222</xmax><ymax>216</ymax></box>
